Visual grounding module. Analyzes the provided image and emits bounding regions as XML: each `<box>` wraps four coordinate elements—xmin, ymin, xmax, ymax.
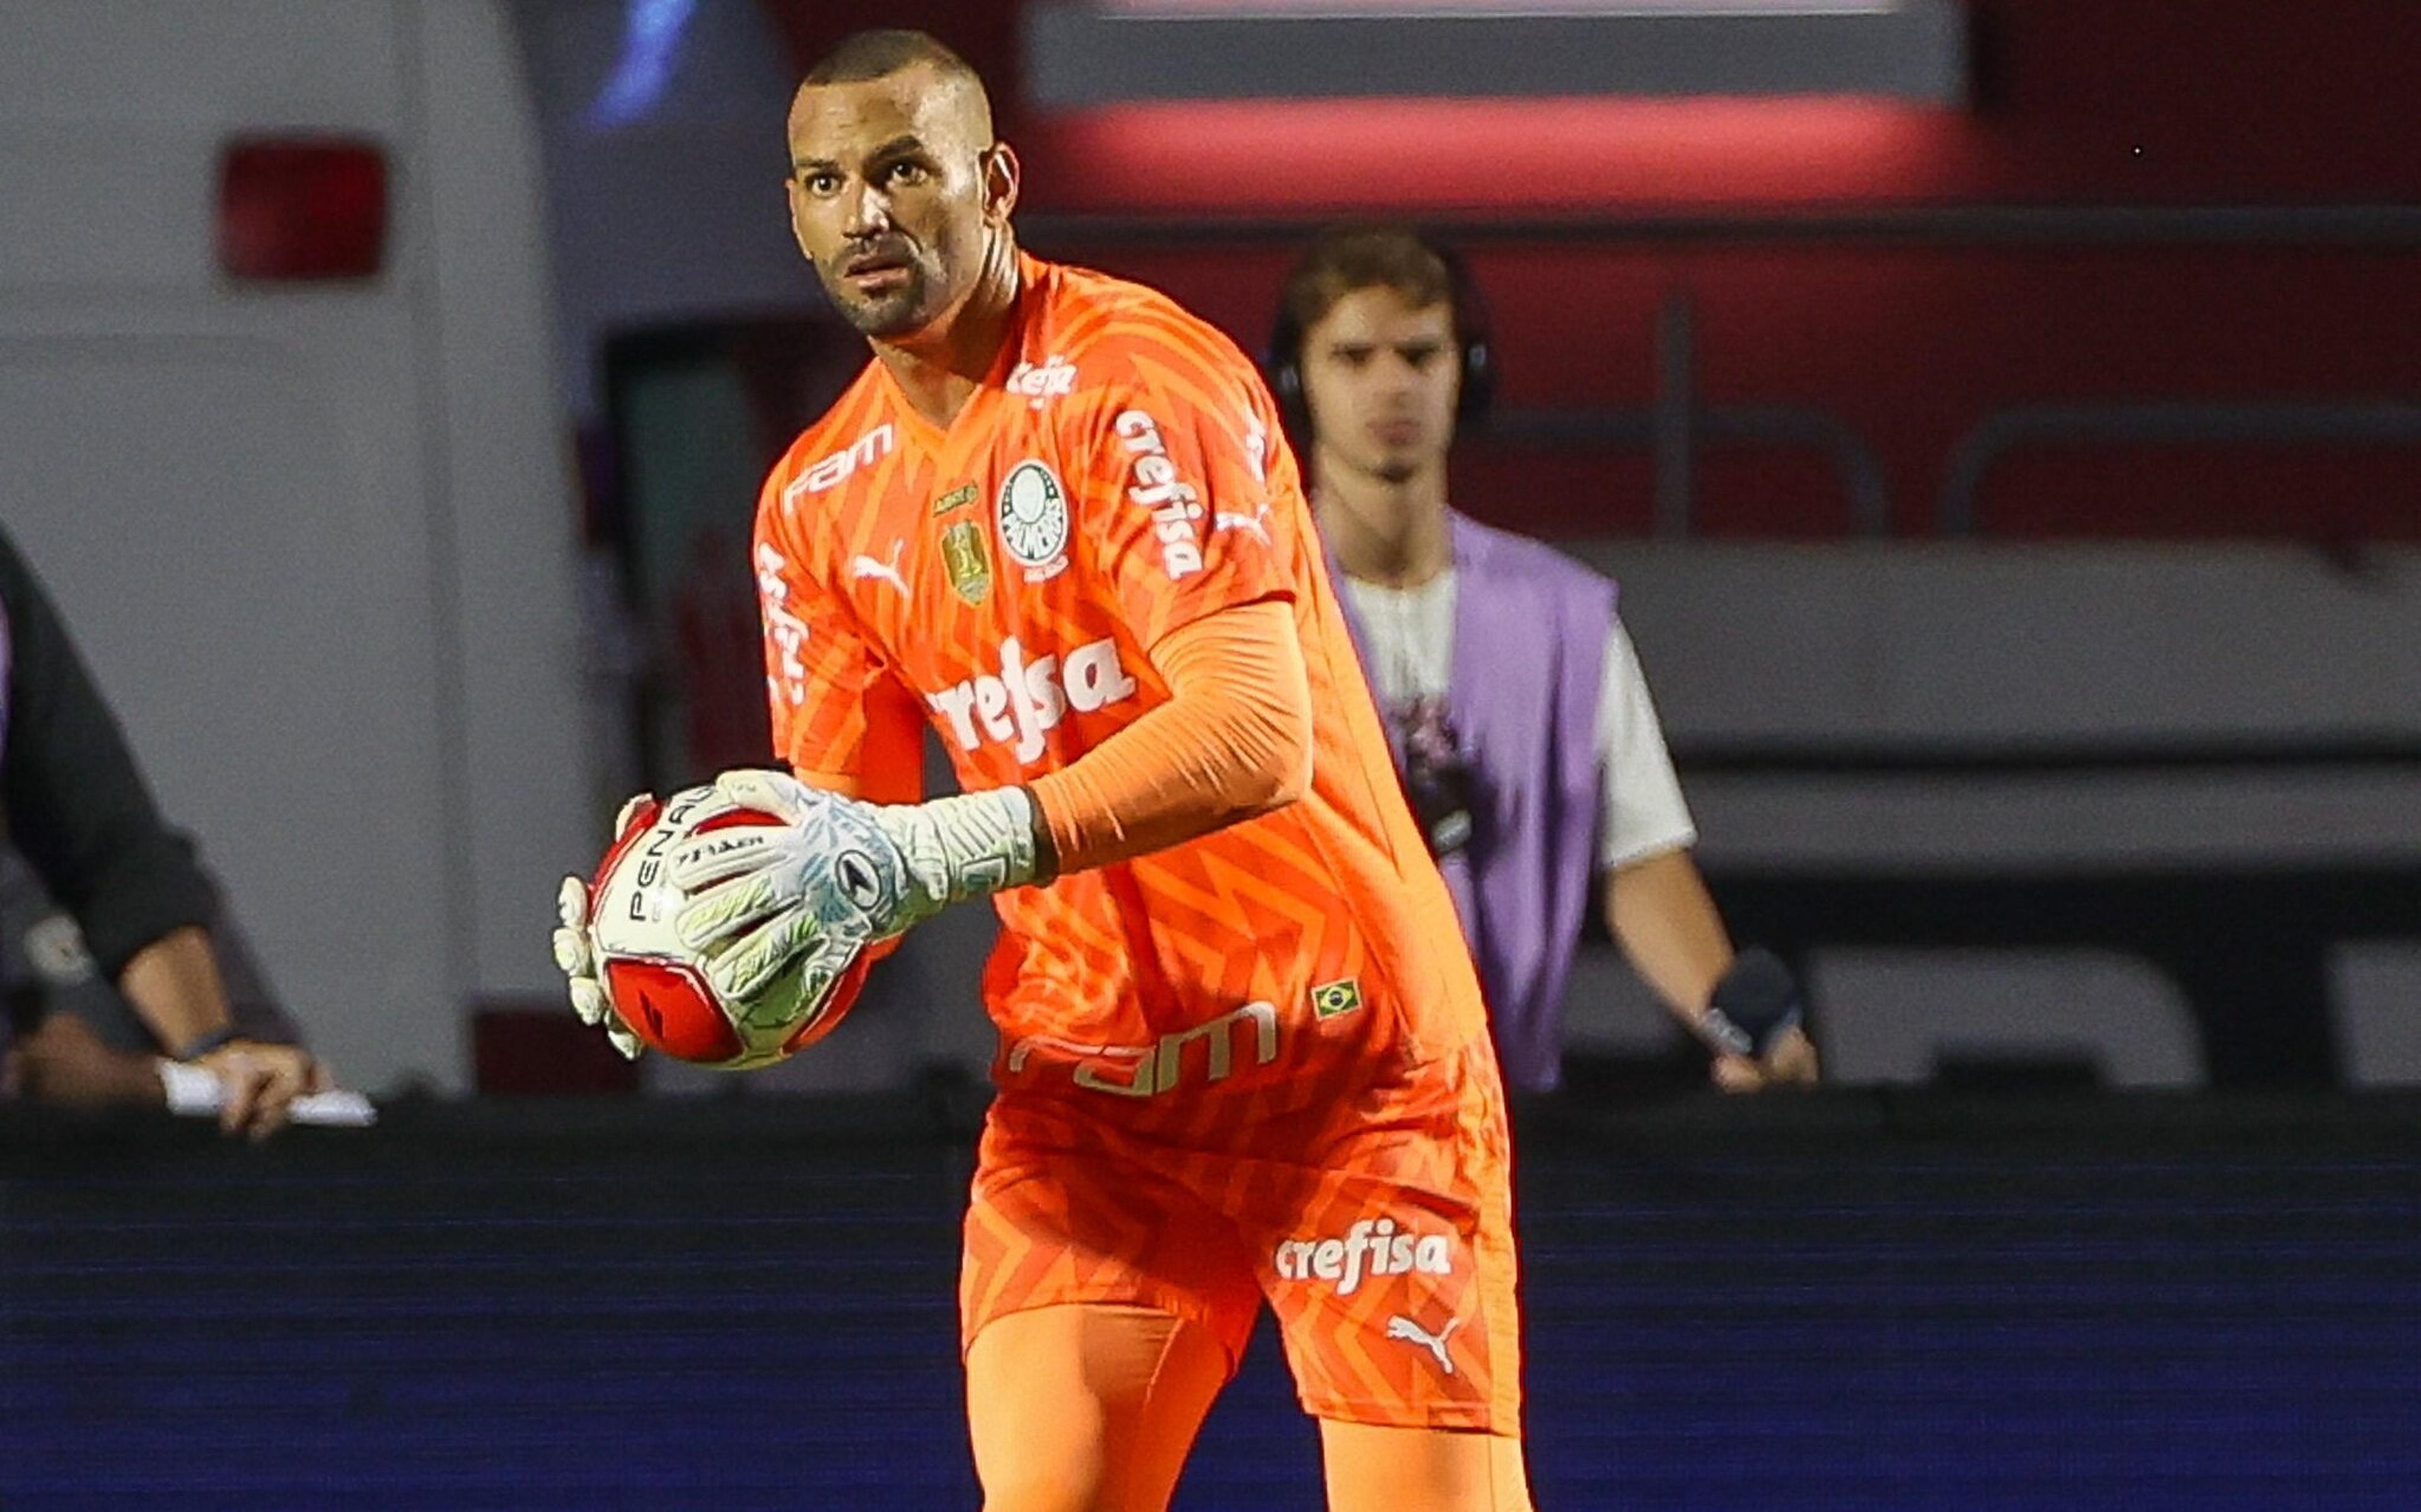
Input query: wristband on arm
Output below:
<box><xmin>172</xmin><ymin>1025</ymin><xmax>241</xmax><ymax>1062</ymax></box>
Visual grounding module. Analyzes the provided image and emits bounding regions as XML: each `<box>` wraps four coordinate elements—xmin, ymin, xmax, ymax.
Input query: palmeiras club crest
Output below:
<box><xmin>996</xmin><ymin>459</ymin><xmax>1070</xmax><ymax>582</ymax></box>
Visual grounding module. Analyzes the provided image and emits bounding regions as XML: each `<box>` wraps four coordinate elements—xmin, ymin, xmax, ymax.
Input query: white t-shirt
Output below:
<box><xmin>1340</xmin><ymin>569</ymin><xmax>1697</xmax><ymax>870</ymax></box>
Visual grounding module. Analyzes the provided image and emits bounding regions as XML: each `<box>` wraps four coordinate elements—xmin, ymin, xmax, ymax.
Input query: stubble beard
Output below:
<box><xmin>821</xmin><ymin>261</ymin><xmax>934</xmax><ymax>340</ymax></box>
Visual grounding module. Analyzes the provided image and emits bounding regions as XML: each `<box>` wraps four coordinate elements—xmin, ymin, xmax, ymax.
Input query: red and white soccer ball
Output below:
<box><xmin>585</xmin><ymin>785</ymin><xmax>871</xmax><ymax>1070</ymax></box>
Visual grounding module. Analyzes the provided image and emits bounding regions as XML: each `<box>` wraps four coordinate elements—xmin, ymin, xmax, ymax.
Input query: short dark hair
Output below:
<box><xmin>1279</xmin><ymin>224</ymin><xmax>1460</xmax><ymax>337</ymax></box>
<box><xmin>802</xmin><ymin>29</ymin><xmax>982</xmax><ymax>91</ymax></box>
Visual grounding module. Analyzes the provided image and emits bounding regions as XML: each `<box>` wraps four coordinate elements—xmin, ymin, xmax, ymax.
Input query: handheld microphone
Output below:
<box><xmin>1700</xmin><ymin>947</ymin><xmax>1804</xmax><ymax>1059</ymax></box>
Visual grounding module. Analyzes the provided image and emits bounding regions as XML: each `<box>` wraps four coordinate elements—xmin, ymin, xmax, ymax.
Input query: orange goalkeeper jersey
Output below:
<box><xmin>753</xmin><ymin>254</ymin><xmax>1491</xmax><ymax>1137</ymax></box>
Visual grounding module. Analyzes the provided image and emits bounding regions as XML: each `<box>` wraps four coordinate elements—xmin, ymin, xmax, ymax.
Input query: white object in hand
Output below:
<box><xmin>156</xmin><ymin>1059</ymin><xmax>376</xmax><ymax>1126</ymax></box>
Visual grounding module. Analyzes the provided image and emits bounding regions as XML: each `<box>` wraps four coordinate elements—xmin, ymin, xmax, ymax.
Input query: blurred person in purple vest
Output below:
<box><xmin>1268</xmin><ymin>225</ymin><xmax>1818</xmax><ymax>1094</ymax></box>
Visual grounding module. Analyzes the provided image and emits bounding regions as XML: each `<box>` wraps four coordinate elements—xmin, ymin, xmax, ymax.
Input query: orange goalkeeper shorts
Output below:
<box><xmin>959</xmin><ymin>1038</ymin><xmax>1522</xmax><ymax>1435</ymax></box>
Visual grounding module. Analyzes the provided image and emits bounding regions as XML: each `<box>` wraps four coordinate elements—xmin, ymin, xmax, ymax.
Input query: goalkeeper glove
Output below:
<box><xmin>551</xmin><ymin>793</ymin><xmax>653</xmax><ymax>1060</ymax></box>
<box><xmin>666</xmin><ymin>768</ymin><xmax>1043</xmax><ymax>1005</ymax></box>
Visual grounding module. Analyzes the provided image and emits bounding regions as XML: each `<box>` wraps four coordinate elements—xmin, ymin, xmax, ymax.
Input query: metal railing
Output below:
<box><xmin>1024</xmin><ymin>206</ymin><xmax>2421</xmax><ymax>538</ymax></box>
<box><xmin>1937</xmin><ymin>401</ymin><xmax>2421</xmax><ymax>535</ymax></box>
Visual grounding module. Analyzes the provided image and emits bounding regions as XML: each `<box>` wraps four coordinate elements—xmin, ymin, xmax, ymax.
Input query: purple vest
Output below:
<box><xmin>1332</xmin><ymin>512</ymin><xmax>1613</xmax><ymax>1093</ymax></box>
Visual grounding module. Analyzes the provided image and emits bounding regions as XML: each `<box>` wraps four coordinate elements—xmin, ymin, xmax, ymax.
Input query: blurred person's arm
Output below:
<box><xmin>4</xmin><ymin>1008</ymin><xmax>166</xmax><ymax>1107</ymax></box>
<box><xmin>1594</xmin><ymin>620</ymin><xmax>1816</xmax><ymax>1089</ymax></box>
<box><xmin>1605</xmin><ymin>846</ymin><xmax>1731</xmax><ymax>1024</ymax></box>
<box><xmin>1605</xmin><ymin>848</ymin><xmax>1820</xmax><ymax>1091</ymax></box>
<box><xmin>0</xmin><ymin>526</ymin><xmax>323</xmax><ymax>1134</ymax></box>
<box><xmin>120</xmin><ymin>925</ymin><xmax>326</xmax><ymax>1134</ymax></box>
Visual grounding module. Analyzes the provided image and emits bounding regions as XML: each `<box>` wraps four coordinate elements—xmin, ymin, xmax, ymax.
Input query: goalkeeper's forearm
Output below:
<box><xmin>1022</xmin><ymin>597</ymin><xmax>1313</xmax><ymax>875</ymax></box>
<box><xmin>873</xmin><ymin>599</ymin><xmax>1311</xmax><ymax>911</ymax></box>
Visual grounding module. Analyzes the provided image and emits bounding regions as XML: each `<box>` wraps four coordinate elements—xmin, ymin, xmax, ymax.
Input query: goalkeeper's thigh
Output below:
<box><xmin>965</xmin><ymin>1302</ymin><xmax>1229</xmax><ymax>1512</ymax></box>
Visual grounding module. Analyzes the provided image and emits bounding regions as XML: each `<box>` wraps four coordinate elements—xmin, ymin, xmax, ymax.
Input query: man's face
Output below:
<box><xmin>1299</xmin><ymin>286</ymin><xmax>1461</xmax><ymax>484</ymax></box>
<box><xmin>785</xmin><ymin>64</ymin><xmax>1007</xmax><ymax>341</ymax></box>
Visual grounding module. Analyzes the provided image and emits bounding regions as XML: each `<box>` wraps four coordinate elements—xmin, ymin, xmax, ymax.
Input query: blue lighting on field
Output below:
<box><xmin>588</xmin><ymin>0</ymin><xmax>698</xmax><ymax>127</ymax></box>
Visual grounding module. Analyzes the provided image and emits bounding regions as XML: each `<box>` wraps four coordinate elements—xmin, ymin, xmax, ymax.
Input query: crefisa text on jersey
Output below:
<box><xmin>928</xmin><ymin>634</ymin><xmax>1140</xmax><ymax>765</ymax></box>
<box><xmin>1114</xmin><ymin>409</ymin><xmax>1206</xmax><ymax>580</ymax></box>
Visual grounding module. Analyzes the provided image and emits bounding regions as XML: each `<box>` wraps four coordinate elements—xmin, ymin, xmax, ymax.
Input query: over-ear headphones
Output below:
<box><xmin>1265</xmin><ymin>228</ymin><xmax>1496</xmax><ymax>448</ymax></box>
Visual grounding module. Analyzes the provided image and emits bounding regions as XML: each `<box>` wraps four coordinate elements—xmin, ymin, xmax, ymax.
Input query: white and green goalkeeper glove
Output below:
<box><xmin>550</xmin><ymin>792</ymin><xmax>654</xmax><ymax>1060</ymax></box>
<box><xmin>666</xmin><ymin>768</ymin><xmax>1043</xmax><ymax>1005</ymax></box>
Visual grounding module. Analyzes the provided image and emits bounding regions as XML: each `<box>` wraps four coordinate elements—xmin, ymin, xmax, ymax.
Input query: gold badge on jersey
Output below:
<box><xmin>931</xmin><ymin>483</ymin><xmax>978</xmax><ymax>517</ymax></box>
<box><xmin>1310</xmin><ymin>978</ymin><xmax>1364</xmax><ymax>1021</ymax></box>
<box><xmin>941</xmin><ymin>519</ymin><xmax>993</xmax><ymax>606</ymax></box>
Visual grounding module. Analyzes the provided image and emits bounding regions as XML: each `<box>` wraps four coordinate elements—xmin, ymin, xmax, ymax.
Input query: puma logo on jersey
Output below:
<box><xmin>1273</xmin><ymin>1218</ymin><xmax>1455</xmax><ymax>1298</ymax></box>
<box><xmin>1006</xmin><ymin>354</ymin><xmax>1079</xmax><ymax>409</ymax></box>
<box><xmin>1212</xmin><ymin>504</ymin><xmax>1272</xmax><ymax>546</ymax></box>
<box><xmin>789</xmin><ymin>424</ymin><xmax>895</xmax><ymax>504</ymax></box>
<box><xmin>928</xmin><ymin>635</ymin><xmax>1139</xmax><ymax>765</ymax></box>
<box><xmin>1385</xmin><ymin>1315</ymin><xmax>1463</xmax><ymax>1375</ymax></box>
<box><xmin>1113</xmin><ymin>408</ymin><xmax>1205</xmax><ymax>581</ymax></box>
<box><xmin>848</xmin><ymin>540</ymin><xmax>909</xmax><ymax>599</ymax></box>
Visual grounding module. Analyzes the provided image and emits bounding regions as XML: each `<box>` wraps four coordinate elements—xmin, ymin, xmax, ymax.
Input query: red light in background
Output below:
<box><xmin>216</xmin><ymin>137</ymin><xmax>388</xmax><ymax>282</ymax></box>
<box><xmin>1023</xmin><ymin>96</ymin><xmax>1966</xmax><ymax>215</ymax></box>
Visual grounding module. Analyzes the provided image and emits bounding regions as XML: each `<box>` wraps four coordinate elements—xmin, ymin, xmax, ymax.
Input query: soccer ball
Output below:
<box><xmin>585</xmin><ymin>785</ymin><xmax>871</xmax><ymax>1070</ymax></box>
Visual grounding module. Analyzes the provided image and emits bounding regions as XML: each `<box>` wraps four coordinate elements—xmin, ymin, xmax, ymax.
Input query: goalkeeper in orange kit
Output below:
<box><xmin>554</xmin><ymin>30</ymin><xmax>1536</xmax><ymax>1511</ymax></box>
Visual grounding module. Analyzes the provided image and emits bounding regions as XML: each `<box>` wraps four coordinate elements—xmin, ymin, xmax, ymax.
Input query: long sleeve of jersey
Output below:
<box><xmin>1028</xmin><ymin>599</ymin><xmax>1314</xmax><ymax>874</ymax></box>
<box><xmin>0</xmin><ymin>526</ymin><xmax>216</xmax><ymax>981</ymax></box>
<box><xmin>753</xmin><ymin>481</ymin><xmax>927</xmax><ymax>807</ymax></box>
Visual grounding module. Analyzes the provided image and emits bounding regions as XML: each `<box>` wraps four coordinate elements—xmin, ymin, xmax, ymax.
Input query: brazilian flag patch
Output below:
<box><xmin>1310</xmin><ymin>978</ymin><xmax>1364</xmax><ymax>1020</ymax></box>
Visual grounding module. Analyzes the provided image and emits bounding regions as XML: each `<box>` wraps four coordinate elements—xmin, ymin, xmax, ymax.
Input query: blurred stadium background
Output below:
<box><xmin>7</xmin><ymin>1</ymin><xmax>2421</xmax><ymax>1505</ymax></box>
